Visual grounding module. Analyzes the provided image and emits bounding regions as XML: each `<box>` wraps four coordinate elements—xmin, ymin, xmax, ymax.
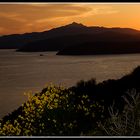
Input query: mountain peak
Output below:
<box><xmin>67</xmin><ymin>22</ymin><xmax>86</xmax><ymax>27</ymax></box>
<box><xmin>71</xmin><ymin>22</ymin><xmax>80</xmax><ymax>25</ymax></box>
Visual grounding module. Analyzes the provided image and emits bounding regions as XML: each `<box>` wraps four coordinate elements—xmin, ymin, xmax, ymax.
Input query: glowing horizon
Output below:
<box><xmin>1</xmin><ymin>3</ymin><xmax>140</xmax><ymax>35</ymax></box>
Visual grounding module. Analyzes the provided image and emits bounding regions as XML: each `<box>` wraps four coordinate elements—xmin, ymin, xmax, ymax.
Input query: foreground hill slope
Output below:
<box><xmin>1</xmin><ymin>66</ymin><xmax>140</xmax><ymax>135</ymax></box>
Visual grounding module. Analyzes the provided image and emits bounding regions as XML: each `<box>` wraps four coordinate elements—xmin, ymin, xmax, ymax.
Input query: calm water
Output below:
<box><xmin>0</xmin><ymin>49</ymin><xmax>140</xmax><ymax>118</ymax></box>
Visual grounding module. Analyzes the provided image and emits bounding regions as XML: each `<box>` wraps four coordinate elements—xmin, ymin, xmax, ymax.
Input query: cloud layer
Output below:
<box><xmin>0</xmin><ymin>4</ymin><xmax>139</xmax><ymax>35</ymax></box>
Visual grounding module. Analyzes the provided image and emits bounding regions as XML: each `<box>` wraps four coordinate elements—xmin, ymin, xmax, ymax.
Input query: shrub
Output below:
<box><xmin>0</xmin><ymin>84</ymin><xmax>102</xmax><ymax>136</ymax></box>
<box><xmin>98</xmin><ymin>89</ymin><xmax>140</xmax><ymax>136</ymax></box>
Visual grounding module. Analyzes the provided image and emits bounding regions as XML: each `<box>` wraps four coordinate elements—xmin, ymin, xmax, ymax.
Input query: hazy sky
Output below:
<box><xmin>0</xmin><ymin>3</ymin><xmax>140</xmax><ymax>35</ymax></box>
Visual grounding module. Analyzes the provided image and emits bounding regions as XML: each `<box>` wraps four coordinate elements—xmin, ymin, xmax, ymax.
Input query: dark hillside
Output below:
<box><xmin>1</xmin><ymin>66</ymin><xmax>140</xmax><ymax>136</ymax></box>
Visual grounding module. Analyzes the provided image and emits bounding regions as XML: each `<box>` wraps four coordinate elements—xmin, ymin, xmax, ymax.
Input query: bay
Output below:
<box><xmin>0</xmin><ymin>49</ymin><xmax>140</xmax><ymax>118</ymax></box>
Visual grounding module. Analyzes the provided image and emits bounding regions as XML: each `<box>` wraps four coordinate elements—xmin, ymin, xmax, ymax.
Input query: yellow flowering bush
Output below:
<box><xmin>0</xmin><ymin>84</ymin><xmax>102</xmax><ymax>136</ymax></box>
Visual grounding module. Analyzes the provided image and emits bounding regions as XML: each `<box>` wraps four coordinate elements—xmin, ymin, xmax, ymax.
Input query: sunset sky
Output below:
<box><xmin>0</xmin><ymin>3</ymin><xmax>140</xmax><ymax>35</ymax></box>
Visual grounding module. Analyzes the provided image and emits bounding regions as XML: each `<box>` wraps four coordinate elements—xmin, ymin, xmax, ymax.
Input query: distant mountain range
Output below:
<box><xmin>1</xmin><ymin>22</ymin><xmax>140</xmax><ymax>55</ymax></box>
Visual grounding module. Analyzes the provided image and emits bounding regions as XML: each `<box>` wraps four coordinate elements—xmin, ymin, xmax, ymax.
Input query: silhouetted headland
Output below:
<box><xmin>56</xmin><ymin>41</ymin><xmax>140</xmax><ymax>55</ymax></box>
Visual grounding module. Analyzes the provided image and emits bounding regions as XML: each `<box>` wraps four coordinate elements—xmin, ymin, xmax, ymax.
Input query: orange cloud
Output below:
<box><xmin>0</xmin><ymin>3</ymin><xmax>140</xmax><ymax>35</ymax></box>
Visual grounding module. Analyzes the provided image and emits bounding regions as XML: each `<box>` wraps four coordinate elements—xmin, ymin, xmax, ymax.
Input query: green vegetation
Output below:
<box><xmin>1</xmin><ymin>66</ymin><xmax>140</xmax><ymax>136</ymax></box>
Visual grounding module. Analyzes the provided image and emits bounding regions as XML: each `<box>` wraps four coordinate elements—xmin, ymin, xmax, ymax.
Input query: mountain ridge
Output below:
<box><xmin>1</xmin><ymin>22</ymin><xmax>140</xmax><ymax>37</ymax></box>
<box><xmin>1</xmin><ymin>22</ymin><xmax>140</xmax><ymax>54</ymax></box>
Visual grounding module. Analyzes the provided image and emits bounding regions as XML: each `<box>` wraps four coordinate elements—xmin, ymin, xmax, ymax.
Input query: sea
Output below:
<box><xmin>0</xmin><ymin>49</ymin><xmax>140</xmax><ymax>118</ymax></box>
